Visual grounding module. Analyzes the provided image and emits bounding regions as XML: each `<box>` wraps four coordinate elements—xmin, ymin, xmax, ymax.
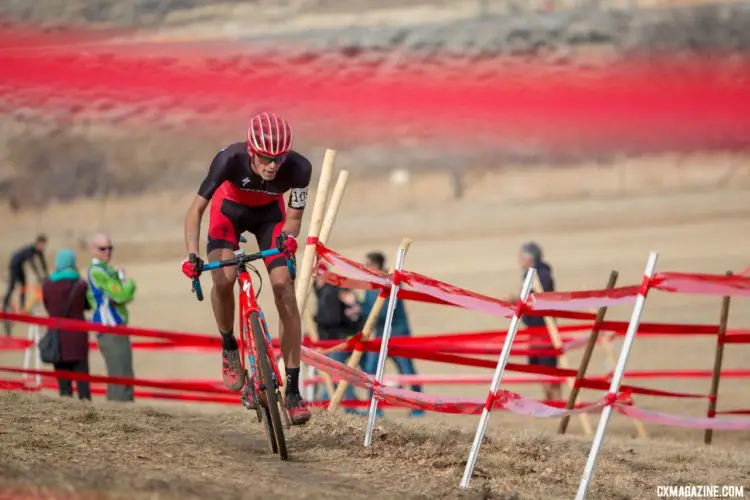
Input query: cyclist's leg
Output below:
<box><xmin>2</xmin><ymin>265</ymin><xmax>23</xmax><ymax>336</ymax></box>
<box><xmin>2</xmin><ymin>264</ymin><xmax>21</xmax><ymax>311</ymax></box>
<box><xmin>207</xmin><ymin>197</ymin><xmax>246</xmax><ymax>392</ymax></box>
<box><xmin>16</xmin><ymin>268</ymin><xmax>27</xmax><ymax>311</ymax></box>
<box><xmin>254</xmin><ymin>198</ymin><xmax>311</xmax><ymax>424</ymax></box>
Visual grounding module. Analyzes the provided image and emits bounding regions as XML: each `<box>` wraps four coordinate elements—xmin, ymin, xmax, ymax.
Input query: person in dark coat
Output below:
<box><xmin>42</xmin><ymin>248</ymin><xmax>92</xmax><ymax>401</ymax></box>
<box><xmin>313</xmin><ymin>273</ymin><xmax>362</xmax><ymax>410</ymax></box>
<box><xmin>509</xmin><ymin>242</ymin><xmax>561</xmax><ymax>403</ymax></box>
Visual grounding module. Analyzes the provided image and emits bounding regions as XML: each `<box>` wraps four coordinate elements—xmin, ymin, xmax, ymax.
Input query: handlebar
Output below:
<box><xmin>191</xmin><ymin>247</ymin><xmax>296</xmax><ymax>301</ymax></box>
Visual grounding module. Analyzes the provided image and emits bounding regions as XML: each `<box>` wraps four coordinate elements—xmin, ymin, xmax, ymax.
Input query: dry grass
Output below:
<box><xmin>1</xmin><ymin>392</ymin><xmax>749</xmax><ymax>500</ymax></box>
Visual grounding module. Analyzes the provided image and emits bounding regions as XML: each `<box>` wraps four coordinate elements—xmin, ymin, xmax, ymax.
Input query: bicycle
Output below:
<box><xmin>3</xmin><ymin>284</ymin><xmax>43</xmax><ymax>337</ymax></box>
<box><xmin>190</xmin><ymin>235</ymin><xmax>297</xmax><ymax>461</ymax></box>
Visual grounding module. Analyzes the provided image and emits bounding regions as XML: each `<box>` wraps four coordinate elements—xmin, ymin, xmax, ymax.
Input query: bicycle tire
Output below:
<box><xmin>261</xmin><ymin>405</ymin><xmax>279</xmax><ymax>454</ymax></box>
<box><xmin>243</xmin><ymin>367</ymin><xmax>278</xmax><ymax>454</ymax></box>
<box><xmin>249</xmin><ymin>312</ymin><xmax>288</xmax><ymax>461</ymax></box>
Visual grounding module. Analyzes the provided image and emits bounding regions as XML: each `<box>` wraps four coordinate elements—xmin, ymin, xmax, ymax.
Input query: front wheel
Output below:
<box><xmin>249</xmin><ymin>312</ymin><xmax>288</xmax><ymax>461</ymax></box>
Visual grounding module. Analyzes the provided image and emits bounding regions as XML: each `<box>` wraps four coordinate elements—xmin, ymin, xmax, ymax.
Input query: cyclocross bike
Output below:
<box><xmin>3</xmin><ymin>284</ymin><xmax>42</xmax><ymax>337</ymax></box>
<box><xmin>190</xmin><ymin>234</ymin><xmax>296</xmax><ymax>461</ymax></box>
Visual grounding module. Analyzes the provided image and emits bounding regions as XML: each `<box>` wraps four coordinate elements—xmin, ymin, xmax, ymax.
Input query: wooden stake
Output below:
<box><xmin>282</xmin><ymin>148</ymin><xmax>335</xmax><ymax>392</ymax></box>
<box><xmin>531</xmin><ymin>277</ymin><xmax>592</xmax><ymax>436</ymax></box>
<box><xmin>558</xmin><ymin>271</ymin><xmax>618</xmax><ymax>435</ymax></box>
<box><xmin>598</xmin><ymin>334</ymin><xmax>648</xmax><ymax>438</ymax></box>
<box><xmin>303</xmin><ymin>170</ymin><xmax>350</xmax><ymax>400</ymax></box>
<box><xmin>705</xmin><ymin>270</ymin><xmax>733</xmax><ymax>445</ymax></box>
<box><xmin>327</xmin><ymin>237</ymin><xmax>413</xmax><ymax>413</ymax></box>
<box><xmin>295</xmin><ymin>149</ymin><xmax>336</xmax><ymax>314</ymax></box>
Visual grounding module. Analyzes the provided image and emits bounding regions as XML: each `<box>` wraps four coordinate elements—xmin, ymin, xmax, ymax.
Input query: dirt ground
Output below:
<box><xmin>1</xmin><ymin>391</ymin><xmax>749</xmax><ymax>500</ymax></box>
<box><xmin>1</xmin><ymin>163</ymin><xmax>749</xmax><ymax>498</ymax></box>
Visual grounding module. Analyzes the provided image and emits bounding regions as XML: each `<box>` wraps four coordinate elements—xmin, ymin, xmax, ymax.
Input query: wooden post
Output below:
<box><xmin>302</xmin><ymin>170</ymin><xmax>350</xmax><ymax>400</ymax></box>
<box><xmin>705</xmin><ymin>270</ymin><xmax>733</xmax><ymax>445</ymax></box>
<box><xmin>295</xmin><ymin>149</ymin><xmax>336</xmax><ymax>313</ymax></box>
<box><xmin>531</xmin><ymin>277</ymin><xmax>592</xmax><ymax>436</ymax></box>
<box><xmin>558</xmin><ymin>271</ymin><xmax>618</xmax><ymax>435</ymax></box>
<box><xmin>282</xmin><ymin>148</ymin><xmax>336</xmax><ymax>392</ymax></box>
<box><xmin>598</xmin><ymin>333</ymin><xmax>648</xmax><ymax>438</ymax></box>
<box><xmin>327</xmin><ymin>237</ymin><xmax>413</xmax><ymax>413</ymax></box>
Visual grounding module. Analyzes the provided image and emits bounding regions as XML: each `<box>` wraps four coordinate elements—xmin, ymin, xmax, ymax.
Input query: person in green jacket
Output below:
<box><xmin>87</xmin><ymin>232</ymin><xmax>137</xmax><ymax>402</ymax></box>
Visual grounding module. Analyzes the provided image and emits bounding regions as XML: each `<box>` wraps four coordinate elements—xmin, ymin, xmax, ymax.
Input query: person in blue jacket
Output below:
<box><xmin>360</xmin><ymin>251</ymin><xmax>424</xmax><ymax>418</ymax></box>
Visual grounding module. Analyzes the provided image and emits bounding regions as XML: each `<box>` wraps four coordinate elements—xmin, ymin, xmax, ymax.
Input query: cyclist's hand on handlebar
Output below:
<box><xmin>181</xmin><ymin>253</ymin><xmax>204</xmax><ymax>279</ymax></box>
<box><xmin>276</xmin><ymin>232</ymin><xmax>297</xmax><ymax>257</ymax></box>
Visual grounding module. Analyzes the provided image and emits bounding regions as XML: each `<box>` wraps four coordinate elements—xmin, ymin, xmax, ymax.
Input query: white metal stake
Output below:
<box><xmin>304</xmin><ymin>364</ymin><xmax>315</xmax><ymax>402</ymax></box>
<box><xmin>364</xmin><ymin>246</ymin><xmax>408</xmax><ymax>447</ymax></box>
<box><xmin>575</xmin><ymin>251</ymin><xmax>659</xmax><ymax>500</ymax></box>
<box><xmin>34</xmin><ymin>325</ymin><xmax>41</xmax><ymax>387</ymax></box>
<box><xmin>23</xmin><ymin>323</ymin><xmax>33</xmax><ymax>383</ymax></box>
<box><xmin>459</xmin><ymin>267</ymin><xmax>537</xmax><ymax>488</ymax></box>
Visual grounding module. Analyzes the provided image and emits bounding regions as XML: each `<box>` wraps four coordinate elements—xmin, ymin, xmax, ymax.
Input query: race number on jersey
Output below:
<box><xmin>289</xmin><ymin>187</ymin><xmax>308</xmax><ymax>209</ymax></box>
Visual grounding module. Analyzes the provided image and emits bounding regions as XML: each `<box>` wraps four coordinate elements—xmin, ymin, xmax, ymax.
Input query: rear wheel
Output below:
<box><xmin>249</xmin><ymin>312</ymin><xmax>288</xmax><ymax>461</ymax></box>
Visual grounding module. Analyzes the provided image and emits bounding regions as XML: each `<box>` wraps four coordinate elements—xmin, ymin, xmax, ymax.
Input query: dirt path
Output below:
<box><xmin>2</xmin><ymin>392</ymin><xmax>750</xmax><ymax>500</ymax></box>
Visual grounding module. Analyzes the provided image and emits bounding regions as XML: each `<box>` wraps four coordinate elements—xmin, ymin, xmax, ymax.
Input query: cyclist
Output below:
<box><xmin>3</xmin><ymin>234</ymin><xmax>49</xmax><ymax>334</ymax></box>
<box><xmin>181</xmin><ymin>112</ymin><xmax>312</xmax><ymax>425</ymax></box>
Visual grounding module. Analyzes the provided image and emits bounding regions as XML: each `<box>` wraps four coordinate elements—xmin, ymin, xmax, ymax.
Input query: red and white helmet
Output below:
<box><xmin>247</xmin><ymin>112</ymin><xmax>293</xmax><ymax>158</ymax></box>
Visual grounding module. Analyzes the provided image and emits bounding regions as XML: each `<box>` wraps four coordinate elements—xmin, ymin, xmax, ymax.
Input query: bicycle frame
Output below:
<box><xmin>236</xmin><ymin>263</ymin><xmax>283</xmax><ymax>394</ymax></box>
<box><xmin>191</xmin><ymin>245</ymin><xmax>295</xmax><ymax>395</ymax></box>
<box><xmin>191</xmin><ymin>243</ymin><xmax>295</xmax><ymax>458</ymax></box>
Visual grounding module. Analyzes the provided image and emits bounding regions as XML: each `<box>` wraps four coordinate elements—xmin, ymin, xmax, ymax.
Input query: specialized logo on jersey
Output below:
<box><xmin>289</xmin><ymin>187</ymin><xmax>308</xmax><ymax>209</ymax></box>
<box><xmin>237</xmin><ymin>186</ymin><xmax>284</xmax><ymax>197</ymax></box>
<box><xmin>241</xmin><ymin>177</ymin><xmax>251</xmax><ymax>186</ymax></box>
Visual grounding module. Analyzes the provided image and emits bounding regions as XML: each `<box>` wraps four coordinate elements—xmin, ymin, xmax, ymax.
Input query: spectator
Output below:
<box><xmin>312</xmin><ymin>272</ymin><xmax>363</xmax><ymax>413</ymax></box>
<box><xmin>3</xmin><ymin>234</ymin><xmax>48</xmax><ymax>336</ymax></box>
<box><xmin>42</xmin><ymin>248</ymin><xmax>92</xmax><ymax>401</ymax></box>
<box><xmin>86</xmin><ymin>232</ymin><xmax>137</xmax><ymax>402</ymax></box>
<box><xmin>360</xmin><ymin>251</ymin><xmax>424</xmax><ymax>418</ymax></box>
<box><xmin>510</xmin><ymin>241</ymin><xmax>562</xmax><ymax>403</ymax></box>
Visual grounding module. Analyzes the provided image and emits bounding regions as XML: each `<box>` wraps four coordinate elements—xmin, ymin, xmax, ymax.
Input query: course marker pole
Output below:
<box><xmin>574</xmin><ymin>251</ymin><xmax>658</xmax><ymax>500</ymax></box>
<box><xmin>328</xmin><ymin>237</ymin><xmax>412</xmax><ymax>413</ymax></box>
<box><xmin>302</xmin><ymin>169</ymin><xmax>350</xmax><ymax>401</ymax></box>
<box><xmin>288</xmin><ymin>148</ymin><xmax>336</xmax><ymax>393</ymax></box>
<box><xmin>364</xmin><ymin>244</ymin><xmax>408</xmax><ymax>447</ymax></box>
<box><xmin>460</xmin><ymin>266</ymin><xmax>537</xmax><ymax>488</ymax></box>
<box><xmin>705</xmin><ymin>270</ymin><xmax>733</xmax><ymax>445</ymax></box>
<box><xmin>295</xmin><ymin>148</ymin><xmax>336</xmax><ymax>314</ymax></box>
<box><xmin>559</xmin><ymin>272</ymin><xmax>625</xmax><ymax>435</ymax></box>
<box><xmin>531</xmin><ymin>275</ymin><xmax>592</xmax><ymax>436</ymax></box>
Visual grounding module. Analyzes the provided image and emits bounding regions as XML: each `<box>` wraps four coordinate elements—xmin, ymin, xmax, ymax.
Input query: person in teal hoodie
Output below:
<box><xmin>42</xmin><ymin>248</ymin><xmax>91</xmax><ymax>400</ymax></box>
<box><xmin>87</xmin><ymin>232</ymin><xmax>137</xmax><ymax>402</ymax></box>
<box><xmin>360</xmin><ymin>251</ymin><xmax>424</xmax><ymax>418</ymax></box>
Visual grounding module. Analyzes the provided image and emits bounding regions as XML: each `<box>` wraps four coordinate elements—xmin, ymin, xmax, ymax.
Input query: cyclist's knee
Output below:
<box><xmin>211</xmin><ymin>273</ymin><xmax>234</xmax><ymax>296</ymax></box>
<box><xmin>271</xmin><ymin>279</ymin><xmax>295</xmax><ymax>302</ymax></box>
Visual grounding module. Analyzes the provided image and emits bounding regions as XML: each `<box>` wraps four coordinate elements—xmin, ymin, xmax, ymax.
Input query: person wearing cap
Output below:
<box><xmin>42</xmin><ymin>248</ymin><xmax>92</xmax><ymax>401</ymax></box>
<box><xmin>509</xmin><ymin>242</ymin><xmax>562</xmax><ymax>403</ymax></box>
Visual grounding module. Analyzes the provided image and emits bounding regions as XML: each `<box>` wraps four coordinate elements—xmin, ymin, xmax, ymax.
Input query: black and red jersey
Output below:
<box><xmin>197</xmin><ymin>142</ymin><xmax>312</xmax><ymax>209</ymax></box>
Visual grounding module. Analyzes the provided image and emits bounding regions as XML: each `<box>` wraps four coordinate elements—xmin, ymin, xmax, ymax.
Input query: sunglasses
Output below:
<box><xmin>98</xmin><ymin>246</ymin><xmax>113</xmax><ymax>252</ymax></box>
<box><xmin>255</xmin><ymin>152</ymin><xmax>287</xmax><ymax>164</ymax></box>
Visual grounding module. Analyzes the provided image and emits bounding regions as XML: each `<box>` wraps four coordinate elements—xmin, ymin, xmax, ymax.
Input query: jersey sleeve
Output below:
<box><xmin>288</xmin><ymin>154</ymin><xmax>312</xmax><ymax>210</ymax></box>
<box><xmin>197</xmin><ymin>147</ymin><xmax>235</xmax><ymax>200</ymax></box>
<box><xmin>90</xmin><ymin>267</ymin><xmax>137</xmax><ymax>304</ymax></box>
